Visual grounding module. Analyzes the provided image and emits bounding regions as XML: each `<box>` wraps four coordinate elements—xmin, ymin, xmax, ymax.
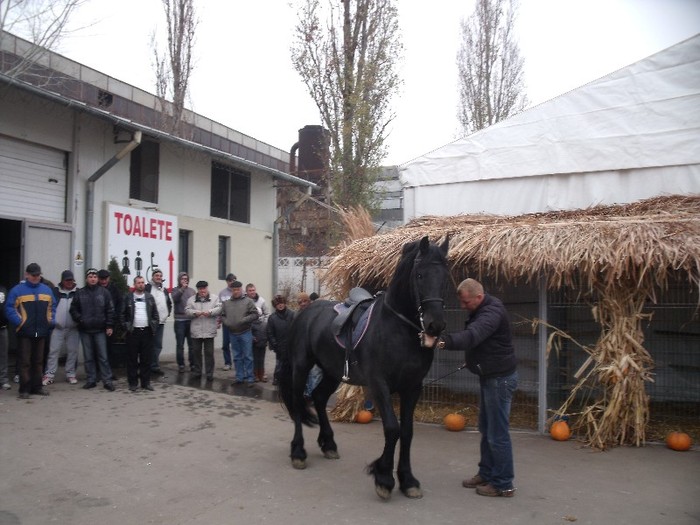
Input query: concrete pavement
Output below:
<box><xmin>0</xmin><ymin>358</ymin><xmax>698</xmax><ymax>525</ymax></box>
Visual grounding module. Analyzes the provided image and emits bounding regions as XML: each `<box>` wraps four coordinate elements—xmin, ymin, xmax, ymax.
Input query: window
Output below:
<box><xmin>130</xmin><ymin>140</ymin><xmax>160</xmax><ymax>203</ymax></box>
<box><xmin>178</xmin><ymin>229</ymin><xmax>191</xmax><ymax>274</ymax></box>
<box><xmin>218</xmin><ymin>236</ymin><xmax>230</xmax><ymax>280</ymax></box>
<box><xmin>211</xmin><ymin>162</ymin><xmax>250</xmax><ymax>223</ymax></box>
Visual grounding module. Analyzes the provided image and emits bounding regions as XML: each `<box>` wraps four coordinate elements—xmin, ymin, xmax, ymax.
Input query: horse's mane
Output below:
<box><xmin>390</xmin><ymin>239</ymin><xmax>420</xmax><ymax>288</ymax></box>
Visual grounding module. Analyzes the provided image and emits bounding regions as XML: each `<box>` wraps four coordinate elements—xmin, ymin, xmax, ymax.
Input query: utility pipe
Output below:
<box><xmin>85</xmin><ymin>130</ymin><xmax>142</xmax><ymax>270</ymax></box>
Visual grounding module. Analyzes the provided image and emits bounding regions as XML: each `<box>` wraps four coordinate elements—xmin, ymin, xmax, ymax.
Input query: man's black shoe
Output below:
<box><xmin>104</xmin><ymin>383</ymin><xmax>115</xmax><ymax>392</ymax></box>
<box><xmin>129</xmin><ymin>385</ymin><xmax>138</xmax><ymax>392</ymax></box>
<box><xmin>83</xmin><ymin>382</ymin><xmax>97</xmax><ymax>389</ymax></box>
<box><xmin>19</xmin><ymin>392</ymin><xmax>30</xmax><ymax>399</ymax></box>
<box><xmin>151</xmin><ymin>369</ymin><xmax>165</xmax><ymax>377</ymax></box>
<box><xmin>32</xmin><ymin>389</ymin><xmax>50</xmax><ymax>396</ymax></box>
<box><xmin>142</xmin><ymin>384</ymin><xmax>154</xmax><ymax>391</ymax></box>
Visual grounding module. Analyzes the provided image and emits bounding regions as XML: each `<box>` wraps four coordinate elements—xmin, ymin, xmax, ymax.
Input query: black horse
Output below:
<box><xmin>278</xmin><ymin>236</ymin><xmax>450</xmax><ymax>500</ymax></box>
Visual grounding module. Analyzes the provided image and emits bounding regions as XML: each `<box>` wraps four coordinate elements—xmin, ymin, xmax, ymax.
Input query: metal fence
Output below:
<box><xmin>419</xmin><ymin>277</ymin><xmax>699</xmax><ymax>440</ymax></box>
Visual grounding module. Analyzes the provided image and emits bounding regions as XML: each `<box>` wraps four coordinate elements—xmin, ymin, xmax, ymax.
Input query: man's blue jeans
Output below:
<box><xmin>478</xmin><ymin>370</ymin><xmax>518</xmax><ymax>491</ymax></box>
<box><xmin>81</xmin><ymin>331</ymin><xmax>112</xmax><ymax>386</ymax></box>
<box><xmin>231</xmin><ymin>329</ymin><xmax>254</xmax><ymax>382</ymax></box>
<box><xmin>174</xmin><ymin>320</ymin><xmax>193</xmax><ymax>368</ymax></box>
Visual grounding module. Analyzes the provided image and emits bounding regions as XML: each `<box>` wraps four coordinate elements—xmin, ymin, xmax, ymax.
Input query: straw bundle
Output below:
<box><xmin>321</xmin><ymin>195</ymin><xmax>700</xmax><ymax>446</ymax></box>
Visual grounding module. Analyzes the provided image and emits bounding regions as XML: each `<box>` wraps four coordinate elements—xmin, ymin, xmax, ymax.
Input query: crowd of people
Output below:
<box><xmin>3</xmin><ymin>263</ymin><xmax>519</xmax><ymax>496</ymax></box>
<box><xmin>1</xmin><ymin>262</ymin><xmax>315</xmax><ymax>396</ymax></box>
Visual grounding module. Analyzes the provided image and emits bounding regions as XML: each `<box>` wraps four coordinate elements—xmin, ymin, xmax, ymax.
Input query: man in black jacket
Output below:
<box><xmin>69</xmin><ymin>268</ymin><xmax>115</xmax><ymax>391</ymax></box>
<box><xmin>122</xmin><ymin>276</ymin><xmax>160</xmax><ymax>391</ymax></box>
<box><xmin>424</xmin><ymin>278</ymin><xmax>518</xmax><ymax>498</ymax></box>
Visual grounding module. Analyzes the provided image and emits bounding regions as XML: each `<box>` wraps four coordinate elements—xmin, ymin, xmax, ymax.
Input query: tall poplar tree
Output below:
<box><xmin>457</xmin><ymin>0</ymin><xmax>527</xmax><ymax>134</ymax></box>
<box><xmin>291</xmin><ymin>0</ymin><xmax>402</xmax><ymax>210</ymax></box>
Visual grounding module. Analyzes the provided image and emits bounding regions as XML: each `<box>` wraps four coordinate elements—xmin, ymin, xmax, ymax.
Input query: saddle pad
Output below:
<box><xmin>333</xmin><ymin>301</ymin><xmax>375</xmax><ymax>349</ymax></box>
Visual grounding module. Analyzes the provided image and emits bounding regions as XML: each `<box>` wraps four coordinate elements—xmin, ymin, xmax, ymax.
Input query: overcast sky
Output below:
<box><xmin>59</xmin><ymin>0</ymin><xmax>700</xmax><ymax>165</ymax></box>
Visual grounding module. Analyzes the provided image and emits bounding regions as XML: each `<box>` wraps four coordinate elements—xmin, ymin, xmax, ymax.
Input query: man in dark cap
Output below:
<box><xmin>220</xmin><ymin>280</ymin><xmax>258</xmax><ymax>386</ymax></box>
<box><xmin>69</xmin><ymin>268</ymin><xmax>116</xmax><ymax>391</ymax></box>
<box><xmin>171</xmin><ymin>272</ymin><xmax>195</xmax><ymax>373</ymax></box>
<box><xmin>5</xmin><ymin>263</ymin><xmax>56</xmax><ymax>399</ymax></box>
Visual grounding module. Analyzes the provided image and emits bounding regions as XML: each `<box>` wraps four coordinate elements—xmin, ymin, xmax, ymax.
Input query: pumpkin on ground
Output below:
<box><xmin>443</xmin><ymin>413</ymin><xmax>466</xmax><ymax>432</ymax></box>
<box><xmin>666</xmin><ymin>431</ymin><xmax>692</xmax><ymax>451</ymax></box>
<box><xmin>550</xmin><ymin>420</ymin><xmax>571</xmax><ymax>441</ymax></box>
<box><xmin>355</xmin><ymin>409</ymin><xmax>373</xmax><ymax>424</ymax></box>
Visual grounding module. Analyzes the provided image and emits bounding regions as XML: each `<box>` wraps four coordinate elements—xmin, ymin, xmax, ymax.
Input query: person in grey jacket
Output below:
<box><xmin>220</xmin><ymin>281</ymin><xmax>258</xmax><ymax>386</ymax></box>
<box><xmin>185</xmin><ymin>281</ymin><xmax>222</xmax><ymax>382</ymax></box>
<box><xmin>171</xmin><ymin>272</ymin><xmax>195</xmax><ymax>373</ymax></box>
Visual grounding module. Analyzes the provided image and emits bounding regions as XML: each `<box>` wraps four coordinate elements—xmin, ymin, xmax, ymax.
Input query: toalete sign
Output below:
<box><xmin>106</xmin><ymin>203</ymin><xmax>178</xmax><ymax>290</ymax></box>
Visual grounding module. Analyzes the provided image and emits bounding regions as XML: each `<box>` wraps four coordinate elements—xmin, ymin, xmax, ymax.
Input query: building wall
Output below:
<box><xmin>0</xmin><ymin>83</ymin><xmax>278</xmax><ymax>303</ymax></box>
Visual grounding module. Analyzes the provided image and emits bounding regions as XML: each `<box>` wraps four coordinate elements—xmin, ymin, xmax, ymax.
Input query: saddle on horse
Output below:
<box><xmin>332</xmin><ymin>287</ymin><xmax>375</xmax><ymax>381</ymax></box>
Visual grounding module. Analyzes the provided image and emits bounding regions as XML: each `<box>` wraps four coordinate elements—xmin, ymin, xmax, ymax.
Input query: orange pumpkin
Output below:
<box><xmin>550</xmin><ymin>420</ymin><xmax>571</xmax><ymax>441</ymax></box>
<box><xmin>443</xmin><ymin>413</ymin><xmax>466</xmax><ymax>432</ymax></box>
<box><xmin>355</xmin><ymin>410</ymin><xmax>373</xmax><ymax>424</ymax></box>
<box><xmin>666</xmin><ymin>431</ymin><xmax>692</xmax><ymax>451</ymax></box>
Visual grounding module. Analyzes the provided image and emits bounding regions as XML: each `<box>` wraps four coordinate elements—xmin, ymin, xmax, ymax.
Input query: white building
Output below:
<box><xmin>0</xmin><ymin>32</ymin><xmax>315</xmax><ymax>299</ymax></box>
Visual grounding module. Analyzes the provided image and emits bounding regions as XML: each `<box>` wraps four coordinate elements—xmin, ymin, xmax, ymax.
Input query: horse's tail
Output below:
<box><xmin>277</xmin><ymin>349</ymin><xmax>318</xmax><ymax>427</ymax></box>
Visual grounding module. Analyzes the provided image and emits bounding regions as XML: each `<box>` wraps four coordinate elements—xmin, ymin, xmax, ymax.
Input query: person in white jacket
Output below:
<box><xmin>185</xmin><ymin>281</ymin><xmax>222</xmax><ymax>382</ymax></box>
<box><xmin>43</xmin><ymin>270</ymin><xmax>80</xmax><ymax>385</ymax></box>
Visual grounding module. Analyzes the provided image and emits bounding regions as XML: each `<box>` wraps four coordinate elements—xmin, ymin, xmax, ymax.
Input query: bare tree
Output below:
<box><xmin>152</xmin><ymin>0</ymin><xmax>197</xmax><ymax>136</ymax></box>
<box><xmin>457</xmin><ymin>0</ymin><xmax>527</xmax><ymax>135</ymax></box>
<box><xmin>292</xmin><ymin>0</ymin><xmax>402</xmax><ymax>210</ymax></box>
<box><xmin>0</xmin><ymin>0</ymin><xmax>84</xmax><ymax>79</ymax></box>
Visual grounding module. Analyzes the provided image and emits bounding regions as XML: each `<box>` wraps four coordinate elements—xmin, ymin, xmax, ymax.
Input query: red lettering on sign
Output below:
<box><xmin>113</xmin><ymin>211</ymin><xmax>174</xmax><ymax>241</ymax></box>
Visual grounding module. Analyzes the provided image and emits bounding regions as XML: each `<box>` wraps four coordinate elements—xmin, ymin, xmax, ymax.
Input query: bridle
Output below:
<box><xmin>383</xmin><ymin>253</ymin><xmax>445</xmax><ymax>334</ymax></box>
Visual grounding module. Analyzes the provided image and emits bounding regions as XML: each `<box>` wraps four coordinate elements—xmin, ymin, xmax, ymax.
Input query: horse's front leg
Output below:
<box><xmin>290</xmin><ymin>412</ymin><xmax>308</xmax><ymax>469</ymax></box>
<box><xmin>367</xmin><ymin>385</ymin><xmax>399</xmax><ymax>500</ymax></box>
<box><xmin>397</xmin><ymin>385</ymin><xmax>423</xmax><ymax>498</ymax></box>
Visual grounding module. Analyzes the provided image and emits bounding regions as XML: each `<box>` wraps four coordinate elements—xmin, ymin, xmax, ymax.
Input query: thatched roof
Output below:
<box><xmin>323</xmin><ymin>195</ymin><xmax>700</xmax><ymax>296</ymax></box>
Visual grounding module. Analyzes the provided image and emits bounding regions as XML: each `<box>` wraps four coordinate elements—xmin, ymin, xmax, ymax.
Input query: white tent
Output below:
<box><xmin>400</xmin><ymin>35</ymin><xmax>700</xmax><ymax>220</ymax></box>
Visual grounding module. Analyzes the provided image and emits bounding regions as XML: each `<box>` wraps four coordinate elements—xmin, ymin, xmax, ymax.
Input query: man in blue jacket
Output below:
<box><xmin>424</xmin><ymin>278</ymin><xmax>518</xmax><ymax>498</ymax></box>
<box><xmin>5</xmin><ymin>263</ymin><xmax>56</xmax><ymax>399</ymax></box>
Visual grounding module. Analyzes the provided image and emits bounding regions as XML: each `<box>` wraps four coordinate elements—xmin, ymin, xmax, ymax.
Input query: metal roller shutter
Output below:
<box><xmin>0</xmin><ymin>135</ymin><xmax>67</xmax><ymax>222</ymax></box>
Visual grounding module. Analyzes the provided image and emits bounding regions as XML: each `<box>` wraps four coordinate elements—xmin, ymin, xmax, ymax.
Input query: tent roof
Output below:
<box><xmin>323</xmin><ymin>195</ymin><xmax>700</xmax><ymax>296</ymax></box>
<box><xmin>400</xmin><ymin>34</ymin><xmax>700</xmax><ymax>189</ymax></box>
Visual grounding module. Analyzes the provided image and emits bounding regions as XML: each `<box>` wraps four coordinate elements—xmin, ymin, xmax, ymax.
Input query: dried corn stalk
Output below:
<box><xmin>330</xmin><ymin>383</ymin><xmax>366</xmax><ymax>422</ymax></box>
<box><xmin>542</xmin><ymin>281</ymin><xmax>655</xmax><ymax>449</ymax></box>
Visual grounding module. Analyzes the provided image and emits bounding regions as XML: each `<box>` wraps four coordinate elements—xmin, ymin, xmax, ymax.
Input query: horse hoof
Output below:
<box><xmin>291</xmin><ymin>458</ymin><xmax>307</xmax><ymax>470</ymax></box>
<box><xmin>323</xmin><ymin>450</ymin><xmax>340</xmax><ymax>460</ymax></box>
<box><xmin>375</xmin><ymin>485</ymin><xmax>392</xmax><ymax>501</ymax></box>
<box><xmin>402</xmin><ymin>486</ymin><xmax>423</xmax><ymax>499</ymax></box>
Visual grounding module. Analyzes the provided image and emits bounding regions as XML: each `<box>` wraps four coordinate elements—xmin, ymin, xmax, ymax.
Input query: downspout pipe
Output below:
<box><xmin>85</xmin><ymin>131</ymin><xmax>142</xmax><ymax>270</ymax></box>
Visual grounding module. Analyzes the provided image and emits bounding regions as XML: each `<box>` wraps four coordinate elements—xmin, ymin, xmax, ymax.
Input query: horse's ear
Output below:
<box><xmin>419</xmin><ymin>236</ymin><xmax>430</xmax><ymax>255</ymax></box>
<box><xmin>439</xmin><ymin>235</ymin><xmax>449</xmax><ymax>256</ymax></box>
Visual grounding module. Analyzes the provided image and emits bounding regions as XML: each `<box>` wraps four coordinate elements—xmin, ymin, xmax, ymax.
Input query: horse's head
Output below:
<box><xmin>410</xmin><ymin>235</ymin><xmax>450</xmax><ymax>336</ymax></box>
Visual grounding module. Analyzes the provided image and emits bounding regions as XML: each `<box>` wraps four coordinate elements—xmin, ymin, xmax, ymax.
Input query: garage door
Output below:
<box><xmin>0</xmin><ymin>135</ymin><xmax>67</xmax><ymax>222</ymax></box>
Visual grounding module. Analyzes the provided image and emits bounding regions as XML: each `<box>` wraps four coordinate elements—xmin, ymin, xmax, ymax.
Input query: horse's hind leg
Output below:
<box><xmin>312</xmin><ymin>375</ymin><xmax>340</xmax><ymax>459</ymax></box>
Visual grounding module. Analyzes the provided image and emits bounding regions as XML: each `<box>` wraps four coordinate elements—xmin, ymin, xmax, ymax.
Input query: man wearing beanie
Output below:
<box><xmin>6</xmin><ymin>263</ymin><xmax>56</xmax><ymax>398</ymax></box>
<box><xmin>171</xmin><ymin>272</ymin><xmax>195</xmax><ymax>373</ymax></box>
<box><xmin>185</xmin><ymin>280</ymin><xmax>222</xmax><ymax>382</ymax></box>
<box><xmin>220</xmin><ymin>280</ymin><xmax>258</xmax><ymax>386</ymax></box>
<box><xmin>43</xmin><ymin>270</ymin><xmax>80</xmax><ymax>386</ymax></box>
<box><xmin>69</xmin><ymin>268</ymin><xmax>116</xmax><ymax>391</ymax></box>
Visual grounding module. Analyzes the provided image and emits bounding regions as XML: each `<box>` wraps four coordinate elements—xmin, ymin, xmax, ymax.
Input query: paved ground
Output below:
<box><xmin>0</xmin><ymin>353</ymin><xmax>698</xmax><ymax>525</ymax></box>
